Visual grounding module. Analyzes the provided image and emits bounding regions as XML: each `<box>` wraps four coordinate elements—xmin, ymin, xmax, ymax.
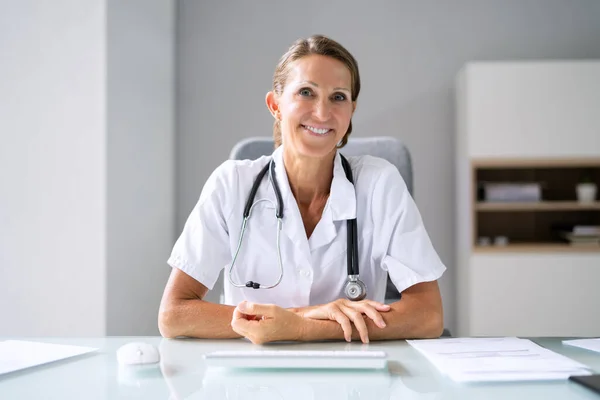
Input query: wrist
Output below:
<box><xmin>288</xmin><ymin>305</ymin><xmax>313</xmax><ymax>318</ymax></box>
<box><xmin>288</xmin><ymin>307</ymin><xmax>300</xmax><ymax>314</ymax></box>
<box><xmin>296</xmin><ymin>315</ymin><xmax>308</xmax><ymax>341</ymax></box>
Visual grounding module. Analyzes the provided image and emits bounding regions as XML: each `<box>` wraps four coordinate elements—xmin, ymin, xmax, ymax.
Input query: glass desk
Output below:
<box><xmin>0</xmin><ymin>337</ymin><xmax>599</xmax><ymax>399</ymax></box>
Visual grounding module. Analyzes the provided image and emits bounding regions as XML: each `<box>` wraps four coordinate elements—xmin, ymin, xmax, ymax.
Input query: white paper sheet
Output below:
<box><xmin>562</xmin><ymin>338</ymin><xmax>600</xmax><ymax>353</ymax></box>
<box><xmin>0</xmin><ymin>340</ymin><xmax>98</xmax><ymax>375</ymax></box>
<box><xmin>407</xmin><ymin>337</ymin><xmax>592</xmax><ymax>383</ymax></box>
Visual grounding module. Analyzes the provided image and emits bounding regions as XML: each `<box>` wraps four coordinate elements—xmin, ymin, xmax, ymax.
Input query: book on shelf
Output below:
<box><xmin>573</xmin><ymin>225</ymin><xmax>600</xmax><ymax>236</ymax></box>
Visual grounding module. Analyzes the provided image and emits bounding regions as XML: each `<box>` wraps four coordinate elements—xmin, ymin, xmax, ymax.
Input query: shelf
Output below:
<box><xmin>476</xmin><ymin>201</ymin><xmax>600</xmax><ymax>212</ymax></box>
<box><xmin>473</xmin><ymin>243</ymin><xmax>600</xmax><ymax>253</ymax></box>
<box><xmin>472</xmin><ymin>158</ymin><xmax>600</xmax><ymax>168</ymax></box>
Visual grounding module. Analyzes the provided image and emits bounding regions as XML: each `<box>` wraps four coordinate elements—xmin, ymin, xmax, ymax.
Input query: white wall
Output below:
<box><xmin>0</xmin><ymin>0</ymin><xmax>174</xmax><ymax>336</ymax></box>
<box><xmin>176</xmin><ymin>0</ymin><xmax>600</xmax><ymax>333</ymax></box>
<box><xmin>0</xmin><ymin>1</ymin><xmax>106</xmax><ymax>336</ymax></box>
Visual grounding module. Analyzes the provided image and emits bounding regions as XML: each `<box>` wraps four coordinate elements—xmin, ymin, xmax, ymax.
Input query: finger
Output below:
<box><xmin>353</xmin><ymin>304</ymin><xmax>386</xmax><ymax>328</ymax></box>
<box><xmin>231</xmin><ymin>304</ymin><xmax>261</xmax><ymax>336</ymax></box>
<box><xmin>238</xmin><ymin>301</ymin><xmax>276</xmax><ymax>319</ymax></box>
<box><xmin>340</xmin><ymin>300</ymin><xmax>385</xmax><ymax>328</ymax></box>
<box><xmin>232</xmin><ymin>303</ymin><xmax>258</xmax><ymax>321</ymax></box>
<box><xmin>330</xmin><ymin>308</ymin><xmax>353</xmax><ymax>342</ymax></box>
<box><xmin>366</xmin><ymin>301</ymin><xmax>391</xmax><ymax>311</ymax></box>
<box><xmin>231</xmin><ymin>313</ymin><xmax>252</xmax><ymax>336</ymax></box>
<box><xmin>342</xmin><ymin>305</ymin><xmax>369</xmax><ymax>344</ymax></box>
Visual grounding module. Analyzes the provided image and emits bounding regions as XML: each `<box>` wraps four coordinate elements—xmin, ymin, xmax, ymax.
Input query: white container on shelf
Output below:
<box><xmin>576</xmin><ymin>183</ymin><xmax>597</xmax><ymax>203</ymax></box>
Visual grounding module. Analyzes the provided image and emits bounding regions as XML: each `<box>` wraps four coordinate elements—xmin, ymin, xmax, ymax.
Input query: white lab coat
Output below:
<box><xmin>167</xmin><ymin>145</ymin><xmax>446</xmax><ymax>308</ymax></box>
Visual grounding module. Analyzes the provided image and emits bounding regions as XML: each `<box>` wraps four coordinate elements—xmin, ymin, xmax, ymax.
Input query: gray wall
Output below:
<box><xmin>176</xmin><ymin>0</ymin><xmax>600</xmax><ymax>333</ymax></box>
<box><xmin>106</xmin><ymin>0</ymin><xmax>175</xmax><ymax>335</ymax></box>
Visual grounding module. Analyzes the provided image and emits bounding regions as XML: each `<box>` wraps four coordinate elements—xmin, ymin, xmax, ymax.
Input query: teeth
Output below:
<box><xmin>304</xmin><ymin>125</ymin><xmax>330</xmax><ymax>135</ymax></box>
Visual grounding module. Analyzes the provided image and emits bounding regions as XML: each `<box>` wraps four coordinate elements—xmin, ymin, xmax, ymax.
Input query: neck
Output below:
<box><xmin>282</xmin><ymin>147</ymin><xmax>335</xmax><ymax>206</ymax></box>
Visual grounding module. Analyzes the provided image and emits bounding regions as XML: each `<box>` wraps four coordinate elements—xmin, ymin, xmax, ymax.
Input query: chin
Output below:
<box><xmin>285</xmin><ymin>126</ymin><xmax>342</xmax><ymax>159</ymax></box>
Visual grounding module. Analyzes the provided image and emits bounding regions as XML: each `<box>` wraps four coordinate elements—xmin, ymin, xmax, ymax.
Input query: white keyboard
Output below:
<box><xmin>203</xmin><ymin>350</ymin><xmax>387</xmax><ymax>369</ymax></box>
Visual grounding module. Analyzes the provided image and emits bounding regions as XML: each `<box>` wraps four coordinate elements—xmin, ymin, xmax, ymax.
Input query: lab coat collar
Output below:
<box><xmin>270</xmin><ymin>146</ymin><xmax>357</xmax><ymax>222</ymax></box>
<box><xmin>329</xmin><ymin>150</ymin><xmax>357</xmax><ymax>221</ymax></box>
<box><xmin>270</xmin><ymin>145</ymin><xmax>357</xmax><ymax>257</ymax></box>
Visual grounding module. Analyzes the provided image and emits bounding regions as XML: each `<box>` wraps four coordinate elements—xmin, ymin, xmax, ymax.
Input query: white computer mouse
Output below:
<box><xmin>116</xmin><ymin>342</ymin><xmax>160</xmax><ymax>366</ymax></box>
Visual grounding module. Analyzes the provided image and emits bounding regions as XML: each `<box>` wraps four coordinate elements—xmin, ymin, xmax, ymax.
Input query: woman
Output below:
<box><xmin>159</xmin><ymin>35</ymin><xmax>446</xmax><ymax>344</ymax></box>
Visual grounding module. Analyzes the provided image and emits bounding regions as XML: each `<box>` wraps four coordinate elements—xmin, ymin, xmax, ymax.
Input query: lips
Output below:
<box><xmin>302</xmin><ymin>125</ymin><xmax>332</xmax><ymax>135</ymax></box>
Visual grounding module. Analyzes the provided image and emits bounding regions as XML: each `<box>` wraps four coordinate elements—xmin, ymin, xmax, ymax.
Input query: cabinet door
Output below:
<box><xmin>464</xmin><ymin>62</ymin><xmax>600</xmax><ymax>158</ymax></box>
<box><xmin>467</xmin><ymin>253</ymin><xmax>600</xmax><ymax>337</ymax></box>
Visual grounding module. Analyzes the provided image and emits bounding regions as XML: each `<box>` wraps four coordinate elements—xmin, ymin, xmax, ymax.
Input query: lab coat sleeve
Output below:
<box><xmin>167</xmin><ymin>162</ymin><xmax>237</xmax><ymax>290</ymax></box>
<box><xmin>371</xmin><ymin>164</ymin><xmax>446</xmax><ymax>294</ymax></box>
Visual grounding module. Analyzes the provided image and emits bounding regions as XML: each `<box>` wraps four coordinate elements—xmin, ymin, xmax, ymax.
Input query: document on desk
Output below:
<box><xmin>0</xmin><ymin>340</ymin><xmax>98</xmax><ymax>375</ymax></box>
<box><xmin>562</xmin><ymin>338</ymin><xmax>600</xmax><ymax>353</ymax></box>
<box><xmin>407</xmin><ymin>337</ymin><xmax>592</xmax><ymax>383</ymax></box>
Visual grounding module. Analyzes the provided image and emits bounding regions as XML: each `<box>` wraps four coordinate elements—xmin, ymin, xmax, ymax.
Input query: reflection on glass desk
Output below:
<box><xmin>0</xmin><ymin>337</ymin><xmax>599</xmax><ymax>399</ymax></box>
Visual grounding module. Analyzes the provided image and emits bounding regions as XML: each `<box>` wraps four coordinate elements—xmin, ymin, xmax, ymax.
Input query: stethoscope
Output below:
<box><xmin>227</xmin><ymin>154</ymin><xmax>367</xmax><ymax>301</ymax></box>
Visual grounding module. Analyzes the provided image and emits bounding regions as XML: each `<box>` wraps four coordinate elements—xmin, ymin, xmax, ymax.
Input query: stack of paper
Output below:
<box><xmin>562</xmin><ymin>338</ymin><xmax>600</xmax><ymax>353</ymax></box>
<box><xmin>0</xmin><ymin>340</ymin><xmax>98</xmax><ymax>375</ymax></box>
<box><xmin>407</xmin><ymin>337</ymin><xmax>592</xmax><ymax>383</ymax></box>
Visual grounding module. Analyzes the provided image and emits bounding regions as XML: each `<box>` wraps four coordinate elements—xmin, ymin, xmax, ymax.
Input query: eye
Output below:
<box><xmin>298</xmin><ymin>88</ymin><xmax>313</xmax><ymax>96</ymax></box>
<box><xmin>333</xmin><ymin>93</ymin><xmax>347</xmax><ymax>101</ymax></box>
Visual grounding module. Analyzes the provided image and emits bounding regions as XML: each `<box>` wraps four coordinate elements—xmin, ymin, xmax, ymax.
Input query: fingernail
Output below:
<box><xmin>238</xmin><ymin>301</ymin><xmax>248</xmax><ymax>311</ymax></box>
<box><xmin>380</xmin><ymin>322</ymin><xmax>386</xmax><ymax>328</ymax></box>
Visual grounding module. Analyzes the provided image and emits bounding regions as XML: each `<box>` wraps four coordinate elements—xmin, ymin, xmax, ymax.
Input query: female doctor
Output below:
<box><xmin>158</xmin><ymin>35</ymin><xmax>446</xmax><ymax>344</ymax></box>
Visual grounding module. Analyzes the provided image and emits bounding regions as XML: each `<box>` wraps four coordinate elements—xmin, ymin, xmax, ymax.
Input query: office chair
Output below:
<box><xmin>229</xmin><ymin>136</ymin><xmax>451</xmax><ymax>337</ymax></box>
<box><xmin>229</xmin><ymin>136</ymin><xmax>413</xmax><ymax>196</ymax></box>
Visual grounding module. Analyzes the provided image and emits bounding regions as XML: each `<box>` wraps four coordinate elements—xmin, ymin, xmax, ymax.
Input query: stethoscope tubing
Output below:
<box><xmin>227</xmin><ymin>154</ymin><xmax>366</xmax><ymax>300</ymax></box>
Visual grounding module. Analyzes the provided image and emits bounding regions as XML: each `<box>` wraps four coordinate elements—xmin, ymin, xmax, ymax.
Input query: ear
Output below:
<box><xmin>265</xmin><ymin>91</ymin><xmax>280</xmax><ymax>120</ymax></box>
<box><xmin>351</xmin><ymin>101</ymin><xmax>357</xmax><ymax>115</ymax></box>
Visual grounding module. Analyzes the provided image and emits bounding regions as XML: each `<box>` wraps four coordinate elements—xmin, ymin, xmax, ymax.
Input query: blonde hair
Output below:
<box><xmin>271</xmin><ymin>35</ymin><xmax>361</xmax><ymax>148</ymax></box>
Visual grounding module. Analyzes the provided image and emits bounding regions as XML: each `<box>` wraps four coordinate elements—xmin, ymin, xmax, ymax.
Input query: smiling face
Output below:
<box><xmin>267</xmin><ymin>54</ymin><xmax>356</xmax><ymax>160</ymax></box>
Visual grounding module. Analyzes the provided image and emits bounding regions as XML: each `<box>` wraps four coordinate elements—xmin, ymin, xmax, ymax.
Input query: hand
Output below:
<box><xmin>301</xmin><ymin>299</ymin><xmax>391</xmax><ymax>343</ymax></box>
<box><xmin>231</xmin><ymin>301</ymin><xmax>305</xmax><ymax>344</ymax></box>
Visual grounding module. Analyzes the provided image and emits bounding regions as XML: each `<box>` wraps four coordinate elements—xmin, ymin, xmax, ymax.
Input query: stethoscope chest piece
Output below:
<box><xmin>344</xmin><ymin>275</ymin><xmax>367</xmax><ymax>301</ymax></box>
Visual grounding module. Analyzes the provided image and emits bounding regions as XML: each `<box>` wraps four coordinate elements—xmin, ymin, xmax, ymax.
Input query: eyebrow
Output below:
<box><xmin>298</xmin><ymin>80</ymin><xmax>351</xmax><ymax>93</ymax></box>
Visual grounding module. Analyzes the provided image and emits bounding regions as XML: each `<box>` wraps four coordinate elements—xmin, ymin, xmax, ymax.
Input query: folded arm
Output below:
<box><xmin>231</xmin><ymin>280</ymin><xmax>444</xmax><ymax>344</ymax></box>
<box><xmin>294</xmin><ymin>280</ymin><xmax>444</xmax><ymax>342</ymax></box>
<box><xmin>159</xmin><ymin>268</ymin><xmax>443</xmax><ymax>343</ymax></box>
<box><xmin>158</xmin><ymin>268</ymin><xmax>241</xmax><ymax>339</ymax></box>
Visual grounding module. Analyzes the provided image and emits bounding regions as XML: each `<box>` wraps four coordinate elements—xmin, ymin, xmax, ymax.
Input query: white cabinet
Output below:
<box><xmin>455</xmin><ymin>61</ymin><xmax>600</xmax><ymax>337</ymax></box>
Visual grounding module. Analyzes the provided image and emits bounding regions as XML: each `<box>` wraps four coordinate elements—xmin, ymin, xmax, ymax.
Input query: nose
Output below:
<box><xmin>313</xmin><ymin>98</ymin><xmax>331</xmax><ymax>121</ymax></box>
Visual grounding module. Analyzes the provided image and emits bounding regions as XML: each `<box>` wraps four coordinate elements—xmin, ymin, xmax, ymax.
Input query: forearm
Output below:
<box><xmin>298</xmin><ymin>296</ymin><xmax>443</xmax><ymax>342</ymax></box>
<box><xmin>158</xmin><ymin>299</ymin><xmax>242</xmax><ymax>339</ymax></box>
<box><xmin>367</xmin><ymin>296</ymin><xmax>443</xmax><ymax>340</ymax></box>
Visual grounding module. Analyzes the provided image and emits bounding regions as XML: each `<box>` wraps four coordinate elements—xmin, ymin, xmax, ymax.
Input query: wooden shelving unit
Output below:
<box><xmin>473</xmin><ymin>243</ymin><xmax>600</xmax><ymax>253</ymax></box>
<box><xmin>472</xmin><ymin>160</ymin><xmax>600</xmax><ymax>252</ymax></box>
<box><xmin>472</xmin><ymin>158</ymin><xmax>600</xmax><ymax>168</ymax></box>
<box><xmin>476</xmin><ymin>201</ymin><xmax>600</xmax><ymax>212</ymax></box>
